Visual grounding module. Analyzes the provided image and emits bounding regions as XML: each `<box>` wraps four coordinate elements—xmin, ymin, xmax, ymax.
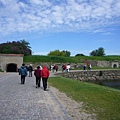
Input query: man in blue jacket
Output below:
<box><xmin>19</xmin><ymin>63</ymin><xmax>28</xmax><ymax>84</ymax></box>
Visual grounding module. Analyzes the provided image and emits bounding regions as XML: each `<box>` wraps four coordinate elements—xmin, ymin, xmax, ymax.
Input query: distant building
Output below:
<box><xmin>0</xmin><ymin>54</ymin><xmax>24</xmax><ymax>72</ymax></box>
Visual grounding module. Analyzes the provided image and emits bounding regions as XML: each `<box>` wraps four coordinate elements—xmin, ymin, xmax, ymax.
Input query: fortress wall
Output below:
<box><xmin>55</xmin><ymin>70</ymin><xmax>120</xmax><ymax>82</ymax></box>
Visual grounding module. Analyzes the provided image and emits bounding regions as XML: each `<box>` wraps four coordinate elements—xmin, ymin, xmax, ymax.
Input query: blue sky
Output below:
<box><xmin>0</xmin><ymin>0</ymin><xmax>120</xmax><ymax>56</ymax></box>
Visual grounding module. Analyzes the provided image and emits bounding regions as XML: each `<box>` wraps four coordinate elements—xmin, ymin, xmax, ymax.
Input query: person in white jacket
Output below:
<box><xmin>66</xmin><ymin>64</ymin><xmax>70</xmax><ymax>72</ymax></box>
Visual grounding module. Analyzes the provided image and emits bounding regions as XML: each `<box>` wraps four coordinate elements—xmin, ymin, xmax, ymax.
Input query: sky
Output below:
<box><xmin>0</xmin><ymin>0</ymin><xmax>120</xmax><ymax>56</ymax></box>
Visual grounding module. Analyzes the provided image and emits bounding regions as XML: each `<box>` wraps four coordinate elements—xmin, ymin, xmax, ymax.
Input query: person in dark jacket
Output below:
<box><xmin>28</xmin><ymin>64</ymin><xmax>33</xmax><ymax>77</ymax></box>
<box><xmin>34</xmin><ymin>66</ymin><xmax>42</xmax><ymax>88</ymax></box>
<box><xmin>55</xmin><ymin>65</ymin><xmax>58</xmax><ymax>72</ymax></box>
<box><xmin>19</xmin><ymin>63</ymin><xmax>28</xmax><ymax>84</ymax></box>
<box><xmin>41</xmin><ymin>66</ymin><xmax>50</xmax><ymax>91</ymax></box>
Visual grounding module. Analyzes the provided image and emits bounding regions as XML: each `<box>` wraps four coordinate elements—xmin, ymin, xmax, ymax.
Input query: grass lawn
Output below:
<box><xmin>48</xmin><ymin>77</ymin><xmax>120</xmax><ymax>120</ymax></box>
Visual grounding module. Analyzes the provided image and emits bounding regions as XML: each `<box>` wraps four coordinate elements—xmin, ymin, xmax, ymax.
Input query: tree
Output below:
<box><xmin>48</xmin><ymin>50</ymin><xmax>61</xmax><ymax>56</ymax></box>
<box><xmin>75</xmin><ymin>53</ymin><xmax>85</xmax><ymax>56</ymax></box>
<box><xmin>48</xmin><ymin>50</ymin><xmax>71</xmax><ymax>57</ymax></box>
<box><xmin>61</xmin><ymin>50</ymin><xmax>71</xmax><ymax>57</ymax></box>
<box><xmin>0</xmin><ymin>40</ymin><xmax>32</xmax><ymax>56</ymax></box>
<box><xmin>90</xmin><ymin>47</ymin><xmax>105</xmax><ymax>56</ymax></box>
<box><xmin>20</xmin><ymin>39</ymin><xmax>31</xmax><ymax>49</ymax></box>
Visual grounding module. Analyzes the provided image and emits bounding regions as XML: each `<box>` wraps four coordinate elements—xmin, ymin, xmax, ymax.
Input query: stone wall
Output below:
<box><xmin>25</xmin><ymin>61</ymin><xmax>120</xmax><ymax>71</ymax></box>
<box><xmin>55</xmin><ymin>70</ymin><xmax>120</xmax><ymax>83</ymax></box>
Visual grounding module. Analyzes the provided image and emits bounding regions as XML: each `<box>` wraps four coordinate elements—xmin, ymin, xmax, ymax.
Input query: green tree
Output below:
<box><xmin>90</xmin><ymin>47</ymin><xmax>105</xmax><ymax>56</ymax></box>
<box><xmin>48</xmin><ymin>50</ymin><xmax>71</xmax><ymax>57</ymax></box>
<box><xmin>75</xmin><ymin>53</ymin><xmax>85</xmax><ymax>56</ymax></box>
<box><xmin>20</xmin><ymin>39</ymin><xmax>31</xmax><ymax>49</ymax></box>
<box><xmin>0</xmin><ymin>40</ymin><xmax>32</xmax><ymax>56</ymax></box>
<box><xmin>61</xmin><ymin>50</ymin><xmax>71</xmax><ymax>57</ymax></box>
<box><xmin>48</xmin><ymin>50</ymin><xmax>61</xmax><ymax>56</ymax></box>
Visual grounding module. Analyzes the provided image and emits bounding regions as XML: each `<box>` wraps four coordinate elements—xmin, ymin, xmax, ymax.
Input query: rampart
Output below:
<box><xmin>55</xmin><ymin>70</ymin><xmax>120</xmax><ymax>83</ymax></box>
<box><xmin>25</xmin><ymin>60</ymin><xmax>120</xmax><ymax>71</ymax></box>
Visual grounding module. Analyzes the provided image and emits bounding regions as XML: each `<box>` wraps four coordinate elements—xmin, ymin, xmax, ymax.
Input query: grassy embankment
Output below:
<box><xmin>24</xmin><ymin>55</ymin><xmax>120</xmax><ymax>63</ymax></box>
<box><xmin>49</xmin><ymin>77</ymin><xmax>120</xmax><ymax>120</ymax></box>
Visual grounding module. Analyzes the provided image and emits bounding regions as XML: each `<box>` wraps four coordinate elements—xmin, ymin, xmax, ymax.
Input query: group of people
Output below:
<box><xmin>19</xmin><ymin>63</ymin><xmax>50</xmax><ymax>91</ymax></box>
<box><xmin>83</xmin><ymin>64</ymin><xmax>92</xmax><ymax>71</ymax></box>
<box><xmin>50</xmin><ymin>64</ymin><xmax>71</xmax><ymax>72</ymax></box>
<box><xmin>50</xmin><ymin>65</ymin><xmax>58</xmax><ymax>72</ymax></box>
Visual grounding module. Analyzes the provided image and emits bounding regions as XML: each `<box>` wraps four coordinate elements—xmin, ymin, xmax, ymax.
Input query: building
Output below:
<box><xmin>0</xmin><ymin>54</ymin><xmax>24</xmax><ymax>72</ymax></box>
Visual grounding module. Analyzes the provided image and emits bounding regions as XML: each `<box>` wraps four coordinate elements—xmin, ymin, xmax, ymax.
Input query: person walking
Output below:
<box><xmin>28</xmin><ymin>64</ymin><xmax>33</xmax><ymax>77</ymax></box>
<box><xmin>34</xmin><ymin>66</ymin><xmax>42</xmax><ymax>88</ymax></box>
<box><xmin>83</xmin><ymin>64</ymin><xmax>86</xmax><ymax>71</ymax></box>
<box><xmin>41</xmin><ymin>66</ymin><xmax>50</xmax><ymax>91</ymax></box>
<box><xmin>55</xmin><ymin>65</ymin><xmax>58</xmax><ymax>72</ymax></box>
<box><xmin>66</xmin><ymin>64</ymin><xmax>70</xmax><ymax>72</ymax></box>
<box><xmin>88</xmin><ymin>64</ymin><xmax>92</xmax><ymax>70</ymax></box>
<box><xmin>19</xmin><ymin>63</ymin><xmax>28</xmax><ymax>84</ymax></box>
<box><xmin>62</xmin><ymin>64</ymin><xmax>66</xmax><ymax>72</ymax></box>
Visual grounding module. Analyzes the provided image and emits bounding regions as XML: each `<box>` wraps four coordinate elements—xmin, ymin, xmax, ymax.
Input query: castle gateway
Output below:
<box><xmin>0</xmin><ymin>54</ymin><xmax>24</xmax><ymax>72</ymax></box>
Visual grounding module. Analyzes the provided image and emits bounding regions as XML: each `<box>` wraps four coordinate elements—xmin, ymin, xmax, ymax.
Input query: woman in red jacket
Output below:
<box><xmin>41</xmin><ymin>66</ymin><xmax>50</xmax><ymax>91</ymax></box>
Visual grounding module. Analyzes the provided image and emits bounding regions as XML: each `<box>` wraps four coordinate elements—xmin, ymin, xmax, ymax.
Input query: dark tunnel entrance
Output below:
<box><xmin>113</xmin><ymin>64</ymin><xmax>117</xmax><ymax>68</ymax></box>
<box><xmin>6</xmin><ymin>63</ymin><xmax>17</xmax><ymax>72</ymax></box>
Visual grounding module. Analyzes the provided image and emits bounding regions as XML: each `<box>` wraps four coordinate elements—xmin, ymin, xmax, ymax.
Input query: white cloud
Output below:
<box><xmin>0</xmin><ymin>0</ymin><xmax>120</xmax><ymax>36</ymax></box>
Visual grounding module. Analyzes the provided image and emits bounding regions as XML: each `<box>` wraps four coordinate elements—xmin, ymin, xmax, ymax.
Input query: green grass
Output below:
<box><xmin>48</xmin><ymin>77</ymin><xmax>120</xmax><ymax>120</ymax></box>
<box><xmin>75</xmin><ymin>55</ymin><xmax>120</xmax><ymax>61</ymax></box>
<box><xmin>24</xmin><ymin>55</ymin><xmax>80</xmax><ymax>63</ymax></box>
<box><xmin>24</xmin><ymin>55</ymin><xmax>120</xmax><ymax>63</ymax></box>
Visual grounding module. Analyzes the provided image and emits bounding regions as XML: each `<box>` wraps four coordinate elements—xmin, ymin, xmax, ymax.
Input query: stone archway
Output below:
<box><xmin>111</xmin><ymin>62</ymin><xmax>119</xmax><ymax>68</ymax></box>
<box><xmin>113</xmin><ymin>64</ymin><xmax>117</xmax><ymax>68</ymax></box>
<box><xmin>6</xmin><ymin>63</ymin><xmax>17</xmax><ymax>72</ymax></box>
